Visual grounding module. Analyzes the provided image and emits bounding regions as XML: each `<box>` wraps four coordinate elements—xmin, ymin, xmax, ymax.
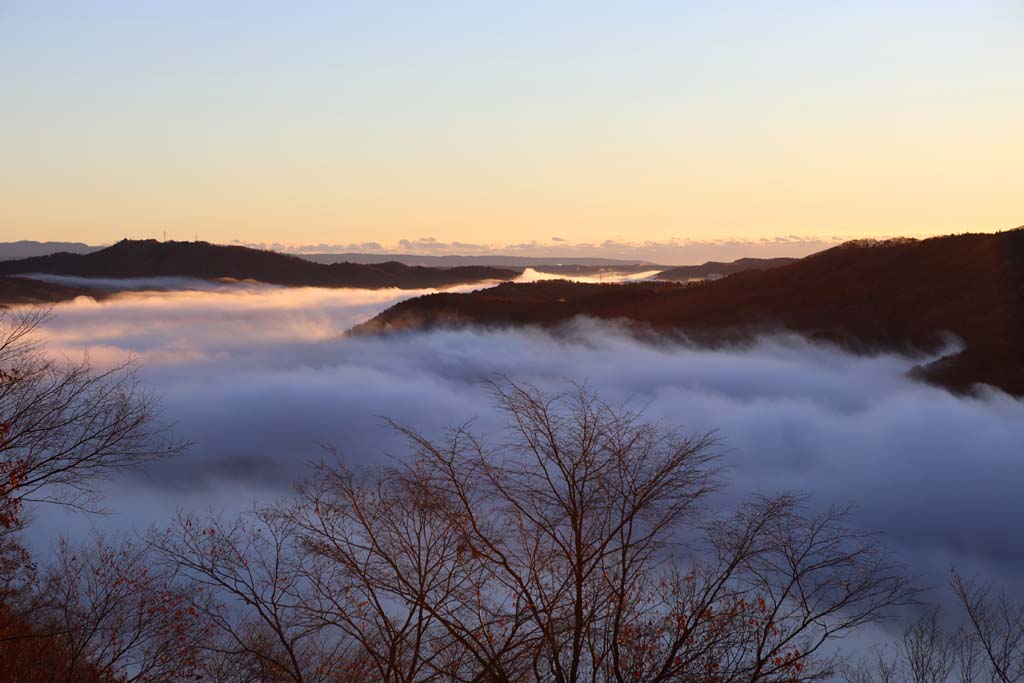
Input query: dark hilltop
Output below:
<box><xmin>355</xmin><ymin>229</ymin><xmax>1024</xmax><ymax>396</ymax></box>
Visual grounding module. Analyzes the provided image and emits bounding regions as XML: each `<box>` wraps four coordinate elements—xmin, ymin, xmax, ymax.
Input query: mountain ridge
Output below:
<box><xmin>0</xmin><ymin>241</ymin><xmax>100</xmax><ymax>260</ymax></box>
<box><xmin>653</xmin><ymin>257</ymin><xmax>799</xmax><ymax>281</ymax></box>
<box><xmin>354</xmin><ymin>230</ymin><xmax>1024</xmax><ymax>396</ymax></box>
<box><xmin>0</xmin><ymin>240</ymin><xmax>521</xmax><ymax>291</ymax></box>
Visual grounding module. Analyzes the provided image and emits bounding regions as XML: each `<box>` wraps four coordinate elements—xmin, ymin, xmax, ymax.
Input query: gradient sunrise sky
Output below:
<box><xmin>1</xmin><ymin>1</ymin><xmax>1021</xmax><ymax>252</ymax></box>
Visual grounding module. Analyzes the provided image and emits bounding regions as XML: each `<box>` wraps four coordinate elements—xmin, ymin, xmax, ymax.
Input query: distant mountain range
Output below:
<box><xmin>0</xmin><ymin>241</ymin><xmax>100</xmax><ymax>260</ymax></box>
<box><xmin>0</xmin><ymin>241</ymin><xmax>806</xmax><ymax>306</ymax></box>
<box><xmin>0</xmin><ymin>242</ymin><xmax>660</xmax><ymax>268</ymax></box>
<box><xmin>6</xmin><ymin>232</ymin><xmax>1020</xmax><ymax>394</ymax></box>
<box><xmin>0</xmin><ymin>240</ymin><xmax>520</xmax><ymax>294</ymax></box>
<box><xmin>653</xmin><ymin>257</ymin><xmax>798</xmax><ymax>281</ymax></box>
<box><xmin>0</xmin><ymin>241</ymin><xmax>796</xmax><ymax>278</ymax></box>
<box><xmin>354</xmin><ymin>230</ymin><xmax>1024</xmax><ymax>397</ymax></box>
<box><xmin>298</xmin><ymin>253</ymin><xmax>657</xmax><ymax>267</ymax></box>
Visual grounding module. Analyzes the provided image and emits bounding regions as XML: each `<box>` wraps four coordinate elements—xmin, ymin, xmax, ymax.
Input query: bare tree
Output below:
<box><xmin>0</xmin><ymin>534</ymin><xmax>210</xmax><ymax>682</ymax></box>
<box><xmin>952</xmin><ymin>571</ymin><xmax>1024</xmax><ymax>683</ymax></box>
<box><xmin>614</xmin><ymin>494</ymin><xmax>915</xmax><ymax>683</ymax></box>
<box><xmin>288</xmin><ymin>460</ymin><xmax>481</xmax><ymax>683</ymax></box>
<box><xmin>902</xmin><ymin>610</ymin><xmax>958</xmax><ymax>683</ymax></box>
<box><xmin>841</xmin><ymin>567</ymin><xmax>1024</xmax><ymax>683</ymax></box>
<box><xmin>268</xmin><ymin>380</ymin><xmax>913</xmax><ymax>683</ymax></box>
<box><xmin>0</xmin><ymin>307</ymin><xmax>181</xmax><ymax>521</ymax></box>
<box><xmin>0</xmin><ymin>305</ymin><xmax>185</xmax><ymax>676</ymax></box>
<box><xmin>148</xmin><ymin>509</ymin><xmax>364</xmax><ymax>683</ymax></box>
<box><xmin>842</xmin><ymin>610</ymin><xmax>968</xmax><ymax>683</ymax></box>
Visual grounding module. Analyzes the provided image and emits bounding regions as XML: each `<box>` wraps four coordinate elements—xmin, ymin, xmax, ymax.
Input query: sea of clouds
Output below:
<box><xmin>25</xmin><ymin>281</ymin><xmax>1024</xmax><ymax>623</ymax></box>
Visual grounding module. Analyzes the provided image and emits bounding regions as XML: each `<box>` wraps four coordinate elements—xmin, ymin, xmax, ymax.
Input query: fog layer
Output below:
<box><xmin>29</xmin><ymin>283</ymin><xmax>1024</xmax><ymax>608</ymax></box>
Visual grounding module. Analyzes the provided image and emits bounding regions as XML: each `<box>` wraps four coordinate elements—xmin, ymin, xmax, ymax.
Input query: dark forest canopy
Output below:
<box><xmin>356</xmin><ymin>229</ymin><xmax>1024</xmax><ymax>397</ymax></box>
<box><xmin>0</xmin><ymin>276</ymin><xmax>100</xmax><ymax>306</ymax></box>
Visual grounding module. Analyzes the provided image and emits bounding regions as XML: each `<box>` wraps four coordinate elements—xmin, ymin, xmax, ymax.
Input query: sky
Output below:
<box><xmin>1</xmin><ymin>1</ymin><xmax>1021</xmax><ymax>256</ymax></box>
